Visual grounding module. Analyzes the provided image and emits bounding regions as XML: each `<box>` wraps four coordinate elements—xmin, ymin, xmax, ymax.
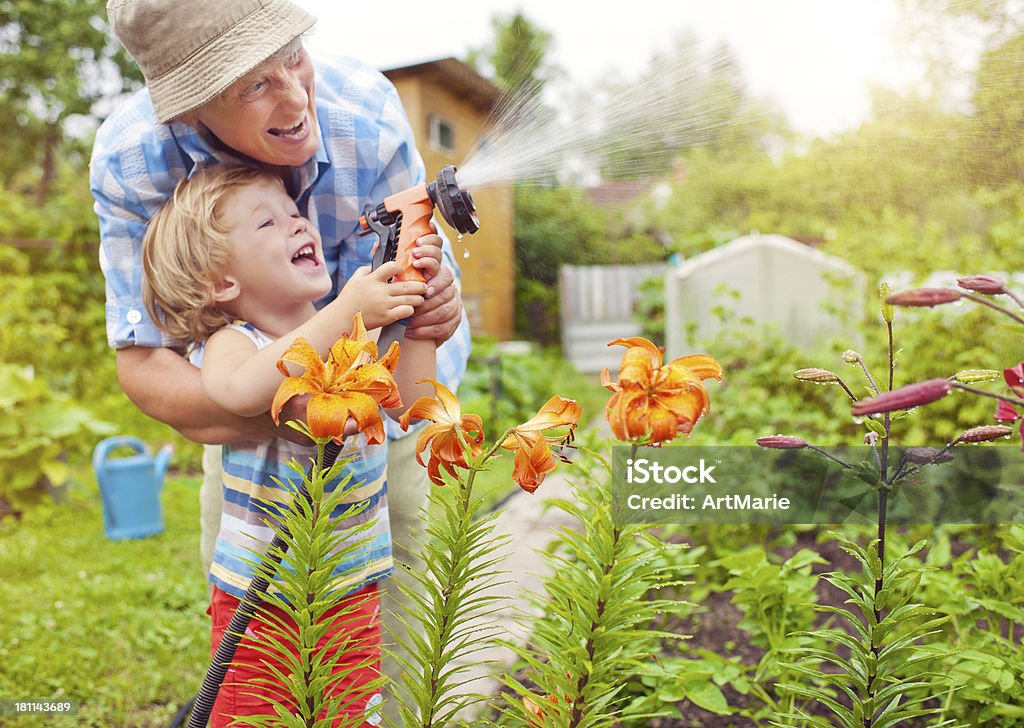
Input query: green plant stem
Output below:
<box><xmin>1004</xmin><ymin>288</ymin><xmax>1024</xmax><ymax>312</ymax></box>
<box><xmin>864</xmin><ymin>322</ymin><xmax>896</xmax><ymax>728</ymax></box>
<box><xmin>832</xmin><ymin>375</ymin><xmax>859</xmax><ymax>402</ymax></box>
<box><xmin>886</xmin><ymin>321</ymin><xmax>894</xmax><ymax>393</ymax></box>
<box><xmin>303</xmin><ymin>439</ymin><xmax>337</xmax><ymax>726</ymax></box>
<box><xmin>962</xmin><ymin>291</ymin><xmax>1024</xmax><ymax>326</ymax></box>
<box><xmin>805</xmin><ymin>443</ymin><xmax>855</xmax><ymax>470</ymax></box>
<box><xmin>423</xmin><ymin>472</ymin><xmax>473</xmax><ymax>727</ymax></box>
<box><xmin>417</xmin><ymin>429</ymin><xmax>510</xmax><ymax>728</ymax></box>
<box><xmin>852</xmin><ymin>353</ymin><xmax>882</xmax><ymax>395</ymax></box>
<box><xmin>951</xmin><ymin>381</ymin><xmax>1024</xmax><ymax>408</ymax></box>
<box><xmin>568</xmin><ymin>542</ymin><xmax>613</xmax><ymax>728</ymax></box>
<box><xmin>565</xmin><ymin>443</ymin><xmax>636</xmax><ymax>727</ymax></box>
<box><xmin>419</xmin><ymin>474</ymin><xmax>473</xmax><ymax>728</ymax></box>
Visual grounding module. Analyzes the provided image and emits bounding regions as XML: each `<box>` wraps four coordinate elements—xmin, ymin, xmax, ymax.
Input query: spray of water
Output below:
<box><xmin>456</xmin><ymin>45</ymin><xmax>765</xmax><ymax>191</ymax></box>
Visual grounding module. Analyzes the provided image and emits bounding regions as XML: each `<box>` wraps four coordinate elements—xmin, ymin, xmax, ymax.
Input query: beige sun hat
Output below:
<box><xmin>108</xmin><ymin>0</ymin><xmax>317</xmax><ymax>123</ymax></box>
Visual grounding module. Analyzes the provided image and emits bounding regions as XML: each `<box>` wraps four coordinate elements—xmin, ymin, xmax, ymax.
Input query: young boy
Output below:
<box><xmin>141</xmin><ymin>165</ymin><xmax>439</xmax><ymax>726</ymax></box>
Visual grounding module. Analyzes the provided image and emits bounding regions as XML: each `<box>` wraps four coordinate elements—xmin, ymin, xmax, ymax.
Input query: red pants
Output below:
<box><xmin>207</xmin><ymin>583</ymin><xmax>383</xmax><ymax>727</ymax></box>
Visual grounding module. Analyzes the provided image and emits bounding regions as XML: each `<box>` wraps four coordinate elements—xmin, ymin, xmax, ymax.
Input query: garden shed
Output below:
<box><xmin>665</xmin><ymin>233</ymin><xmax>865</xmax><ymax>359</ymax></box>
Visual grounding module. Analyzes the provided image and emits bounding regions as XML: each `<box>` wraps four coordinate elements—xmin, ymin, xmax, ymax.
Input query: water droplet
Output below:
<box><xmin>457</xmin><ymin>233</ymin><xmax>464</xmax><ymax>243</ymax></box>
<box><xmin>463</xmin><ymin>248</ymin><xmax>471</xmax><ymax>259</ymax></box>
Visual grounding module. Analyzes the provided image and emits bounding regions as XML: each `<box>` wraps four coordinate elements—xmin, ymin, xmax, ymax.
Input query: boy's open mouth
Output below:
<box><xmin>290</xmin><ymin>242</ymin><xmax>320</xmax><ymax>269</ymax></box>
<box><xmin>269</xmin><ymin>117</ymin><xmax>307</xmax><ymax>139</ymax></box>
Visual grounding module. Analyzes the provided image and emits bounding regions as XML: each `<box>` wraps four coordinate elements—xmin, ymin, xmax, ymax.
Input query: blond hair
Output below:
<box><xmin>142</xmin><ymin>165</ymin><xmax>285</xmax><ymax>344</ymax></box>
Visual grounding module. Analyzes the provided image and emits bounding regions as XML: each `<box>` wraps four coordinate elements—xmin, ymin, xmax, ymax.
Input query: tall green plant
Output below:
<box><xmin>776</xmin><ymin>535</ymin><xmax>951</xmax><ymax>728</ymax></box>
<box><xmin>239</xmin><ymin>436</ymin><xmax>382</xmax><ymax>727</ymax></box>
<box><xmin>500</xmin><ymin>446</ymin><xmax>689</xmax><ymax>727</ymax></box>
<box><xmin>388</xmin><ymin>381</ymin><xmax>581</xmax><ymax>726</ymax></box>
<box><xmin>754</xmin><ymin>284</ymin><xmax>991</xmax><ymax>727</ymax></box>
<box><xmin>492</xmin><ymin>338</ymin><xmax>722</xmax><ymax>727</ymax></box>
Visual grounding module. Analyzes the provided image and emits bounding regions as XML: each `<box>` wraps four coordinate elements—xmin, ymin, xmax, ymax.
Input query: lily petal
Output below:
<box><xmin>668</xmin><ymin>354</ymin><xmax>723</xmax><ymax>382</ymax></box>
<box><xmin>276</xmin><ymin>337</ymin><xmax>326</xmax><ymax>381</ymax></box>
<box><xmin>271</xmin><ymin>376</ymin><xmax>322</xmax><ymax>424</ymax></box>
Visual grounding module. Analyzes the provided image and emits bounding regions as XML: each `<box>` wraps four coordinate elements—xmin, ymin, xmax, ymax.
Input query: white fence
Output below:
<box><xmin>559</xmin><ymin>264</ymin><xmax>667</xmax><ymax>374</ymax></box>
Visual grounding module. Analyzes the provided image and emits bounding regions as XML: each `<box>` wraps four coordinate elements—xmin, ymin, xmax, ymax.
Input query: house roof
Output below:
<box><xmin>382</xmin><ymin>57</ymin><xmax>502</xmax><ymax>111</ymax></box>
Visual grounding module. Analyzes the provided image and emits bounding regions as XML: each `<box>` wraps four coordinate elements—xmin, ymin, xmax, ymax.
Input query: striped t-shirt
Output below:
<box><xmin>194</xmin><ymin>322</ymin><xmax>392</xmax><ymax>599</ymax></box>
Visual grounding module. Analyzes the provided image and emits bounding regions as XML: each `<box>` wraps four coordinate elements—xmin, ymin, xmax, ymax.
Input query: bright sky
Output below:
<box><xmin>296</xmin><ymin>0</ymin><xmax>931</xmax><ymax>139</ymax></box>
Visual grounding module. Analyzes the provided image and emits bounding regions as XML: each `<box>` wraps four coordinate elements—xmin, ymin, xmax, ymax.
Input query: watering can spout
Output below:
<box><xmin>155</xmin><ymin>444</ymin><xmax>173</xmax><ymax>484</ymax></box>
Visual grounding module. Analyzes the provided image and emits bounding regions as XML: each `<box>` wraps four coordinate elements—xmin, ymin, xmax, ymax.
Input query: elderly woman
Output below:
<box><xmin>90</xmin><ymin>0</ymin><xmax>469</xmax><ymax>723</ymax></box>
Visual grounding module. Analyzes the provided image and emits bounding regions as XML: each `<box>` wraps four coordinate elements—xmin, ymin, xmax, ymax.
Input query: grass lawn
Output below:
<box><xmin>1</xmin><ymin>475</ymin><xmax>209</xmax><ymax>727</ymax></box>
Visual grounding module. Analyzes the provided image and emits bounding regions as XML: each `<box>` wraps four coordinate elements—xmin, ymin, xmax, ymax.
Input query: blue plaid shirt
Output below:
<box><xmin>90</xmin><ymin>54</ymin><xmax>470</xmax><ymax>437</ymax></box>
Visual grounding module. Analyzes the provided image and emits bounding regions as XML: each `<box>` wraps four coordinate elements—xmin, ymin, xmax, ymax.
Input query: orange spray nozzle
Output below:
<box><xmin>360</xmin><ymin>165</ymin><xmax>480</xmax><ymax>282</ymax></box>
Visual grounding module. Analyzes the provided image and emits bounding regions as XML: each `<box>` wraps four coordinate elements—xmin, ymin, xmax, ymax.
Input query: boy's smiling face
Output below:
<box><xmin>215</xmin><ymin>177</ymin><xmax>331</xmax><ymax>312</ymax></box>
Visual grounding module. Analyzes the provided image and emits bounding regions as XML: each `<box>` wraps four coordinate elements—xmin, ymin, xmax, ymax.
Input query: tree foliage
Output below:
<box><xmin>0</xmin><ymin>0</ymin><xmax>141</xmax><ymax>199</ymax></box>
<box><xmin>466</xmin><ymin>11</ymin><xmax>558</xmax><ymax>100</ymax></box>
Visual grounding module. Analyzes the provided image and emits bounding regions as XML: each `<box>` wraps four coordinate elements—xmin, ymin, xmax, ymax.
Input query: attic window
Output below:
<box><xmin>429</xmin><ymin>114</ymin><xmax>456</xmax><ymax>153</ymax></box>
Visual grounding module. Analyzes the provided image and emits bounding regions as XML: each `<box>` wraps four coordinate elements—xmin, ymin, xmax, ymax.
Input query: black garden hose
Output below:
<box><xmin>183</xmin><ymin>439</ymin><xmax>343</xmax><ymax>728</ymax></box>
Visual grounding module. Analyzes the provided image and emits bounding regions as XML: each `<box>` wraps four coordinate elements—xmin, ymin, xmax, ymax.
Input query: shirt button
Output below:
<box><xmin>126</xmin><ymin>309</ymin><xmax>143</xmax><ymax>325</ymax></box>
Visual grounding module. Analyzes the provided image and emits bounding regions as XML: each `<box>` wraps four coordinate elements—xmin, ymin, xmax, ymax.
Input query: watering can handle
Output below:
<box><xmin>92</xmin><ymin>436</ymin><xmax>149</xmax><ymax>473</ymax></box>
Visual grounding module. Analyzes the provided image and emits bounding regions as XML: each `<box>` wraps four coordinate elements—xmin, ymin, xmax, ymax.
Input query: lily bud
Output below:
<box><xmin>904</xmin><ymin>446</ymin><xmax>954</xmax><ymax>465</ymax></box>
<box><xmin>756</xmin><ymin>435</ymin><xmax>807</xmax><ymax>449</ymax></box>
<box><xmin>953</xmin><ymin>369</ymin><xmax>1001</xmax><ymax>384</ymax></box>
<box><xmin>793</xmin><ymin>368</ymin><xmax>841</xmax><ymax>383</ymax></box>
<box><xmin>880</xmin><ymin>282</ymin><xmax>894</xmax><ymax>323</ymax></box>
<box><xmin>885</xmin><ymin>288</ymin><xmax>962</xmax><ymax>307</ymax></box>
<box><xmin>956</xmin><ymin>275</ymin><xmax>1006</xmax><ymax>295</ymax></box>
<box><xmin>958</xmin><ymin>425</ymin><xmax>1014</xmax><ymax>443</ymax></box>
<box><xmin>851</xmin><ymin>378</ymin><xmax>952</xmax><ymax>415</ymax></box>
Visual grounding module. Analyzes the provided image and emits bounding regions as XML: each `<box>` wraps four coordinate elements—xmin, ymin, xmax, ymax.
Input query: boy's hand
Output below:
<box><xmin>410</xmin><ymin>233</ymin><xmax>444</xmax><ymax>285</ymax></box>
<box><xmin>339</xmin><ymin>261</ymin><xmax>426</xmax><ymax>329</ymax></box>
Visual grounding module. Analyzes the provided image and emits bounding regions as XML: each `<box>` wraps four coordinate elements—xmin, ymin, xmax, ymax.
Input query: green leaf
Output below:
<box><xmin>863</xmin><ymin>417</ymin><xmax>888</xmax><ymax>436</ymax></box>
<box><xmin>680</xmin><ymin>679</ymin><xmax>731</xmax><ymax>715</ymax></box>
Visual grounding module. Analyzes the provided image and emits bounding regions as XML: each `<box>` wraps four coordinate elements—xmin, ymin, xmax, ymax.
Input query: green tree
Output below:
<box><xmin>513</xmin><ymin>185</ymin><xmax>608</xmax><ymax>343</ymax></box>
<box><xmin>0</xmin><ymin>0</ymin><xmax>141</xmax><ymax>200</ymax></box>
<box><xmin>466</xmin><ymin>11</ymin><xmax>558</xmax><ymax>99</ymax></box>
<box><xmin>968</xmin><ymin>29</ymin><xmax>1024</xmax><ymax>185</ymax></box>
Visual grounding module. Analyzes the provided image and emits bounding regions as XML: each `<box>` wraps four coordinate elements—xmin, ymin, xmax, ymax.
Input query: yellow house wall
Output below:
<box><xmin>389</xmin><ymin>74</ymin><xmax>515</xmax><ymax>340</ymax></box>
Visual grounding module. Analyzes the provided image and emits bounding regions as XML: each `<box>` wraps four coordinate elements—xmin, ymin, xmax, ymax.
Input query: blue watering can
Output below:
<box><xmin>92</xmin><ymin>436</ymin><xmax>172</xmax><ymax>540</ymax></box>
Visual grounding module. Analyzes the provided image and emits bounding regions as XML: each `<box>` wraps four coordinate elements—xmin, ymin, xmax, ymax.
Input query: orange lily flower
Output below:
<box><xmin>271</xmin><ymin>312</ymin><xmax>401</xmax><ymax>444</ymax></box>
<box><xmin>399</xmin><ymin>378</ymin><xmax>484</xmax><ymax>486</ymax></box>
<box><xmin>501</xmin><ymin>395</ymin><xmax>581</xmax><ymax>493</ymax></box>
<box><xmin>601</xmin><ymin>337</ymin><xmax>722</xmax><ymax>445</ymax></box>
<box><xmin>523</xmin><ymin>694</ymin><xmax>550</xmax><ymax>726</ymax></box>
